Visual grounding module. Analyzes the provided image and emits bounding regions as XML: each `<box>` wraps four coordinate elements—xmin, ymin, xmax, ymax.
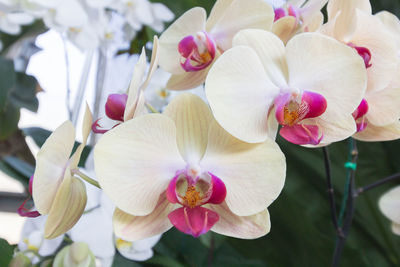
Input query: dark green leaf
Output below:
<box><xmin>22</xmin><ymin>127</ymin><xmax>51</xmax><ymax>148</ymax></box>
<box><xmin>0</xmin><ymin>238</ymin><xmax>14</xmax><ymax>266</ymax></box>
<box><xmin>0</xmin><ymin>104</ymin><xmax>20</xmax><ymax>140</ymax></box>
<box><xmin>0</xmin><ymin>56</ymin><xmax>16</xmax><ymax>111</ymax></box>
<box><xmin>9</xmin><ymin>72</ymin><xmax>39</xmax><ymax>112</ymax></box>
<box><xmin>146</xmin><ymin>255</ymin><xmax>185</xmax><ymax>267</ymax></box>
<box><xmin>112</xmin><ymin>252</ymin><xmax>142</xmax><ymax>267</ymax></box>
<box><xmin>3</xmin><ymin>156</ymin><xmax>34</xmax><ymax>179</ymax></box>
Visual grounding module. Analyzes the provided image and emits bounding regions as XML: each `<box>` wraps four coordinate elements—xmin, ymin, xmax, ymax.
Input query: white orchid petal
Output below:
<box><xmin>206</xmin><ymin>45</ymin><xmax>280</xmax><ymax>143</ymax></box>
<box><xmin>94</xmin><ymin>114</ymin><xmax>185</xmax><ymax>216</ymax></box>
<box><xmin>33</xmin><ymin>121</ymin><xmax>75</xmax><ymax>214</ymax></box>
<box><xmin>202</xmin><ymin>120</ymin><xmax>286</xmax><ymax>216</ymax></box>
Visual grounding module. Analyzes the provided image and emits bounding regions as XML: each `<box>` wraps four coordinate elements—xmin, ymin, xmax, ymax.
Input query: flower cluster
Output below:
<box><xmin>24</xmin><ymin>0</ymin><xmax>400</xmax><ymax>260</ymax></box>
<box><xmin>0</xmin><ymin>0</ymin><xmax>174</xmax><ymax>50</ymax></box>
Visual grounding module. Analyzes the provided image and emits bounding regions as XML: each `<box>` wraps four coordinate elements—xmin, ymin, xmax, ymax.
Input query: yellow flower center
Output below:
<box><xmin>182</xmin><ymin>186</ymin><xmax>201</xmax><ymax>208</ymax></box>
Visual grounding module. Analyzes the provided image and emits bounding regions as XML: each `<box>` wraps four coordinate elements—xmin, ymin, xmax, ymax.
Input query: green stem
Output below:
<box><xmin>73</xmin><ymin>170</ymin><xmax>101</xmax><ymax>189</ymax></box>
<box><xmin>145</xmin><ymin>102</ymin><xmax>159</xmax><ymax>113</ymax></box>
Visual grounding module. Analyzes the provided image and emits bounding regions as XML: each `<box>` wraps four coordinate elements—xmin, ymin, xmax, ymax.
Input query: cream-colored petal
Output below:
<box><xmin>327</xmin><ymin>0</ymin><xmax>371</xmax><ymax>21</ymax></box>
<box><xmin>201</xmin><ymin>120</ymin><xmax>286</xmax><ymax>216</ymax></box>
<box><xmin>286</xmin><ymin>33</ymin><xmax>367</xmax><ymax>120</ymax></box>
<box><xmin>391</xmin><ymin>222</ymin><xmax>400</xmax><ymax>236</ymax></box>
<box><xmin>44</xmin><ymin>173</ymin><xmax>87</xmax><ymax>239</ymax></box>
<box><xmin>69</xmin><ymin>103</ymin><xmax>93</xmax><ymax>169</ymax></box>
<box><xmin>209</xmin><ymin>0</ymin><xmax>274</xmax><ymax>51</ymax></box>
<box><xmin>133</xmin><ymin>90</ymin><xmax>148</xmax><ymax>117</ymax></box>
<box><xmin>113</xmin><ymin>194</ymin><xmax>175</xmax><ymax>242</ymax></box>
<box><xmin>208</xmin><ymin>202</ymin><xmax>270</xmax><ymax>239</ymax></box>
<box><xmin>94</xmin><ymin>114</ymin><xmax>185</xmax><ymax>216</ymax></box>
<box><xmin>33</xmin><ymin>121</ymin><xmax>75</xmax><ymax>215</ymax></box>
<box><xmin>206</xmin><ymin>0</ymin><xmax>234</xmax><ymax>31</ymax></box>
<box><xmin>303</xmin><ymin>114</ymin><xmax>356</xmax><ymax>146</ymax></box>
<box><xmin>141</xmin><ymin>36</ymin><xmax>160</xmax><ymax>91</ymax></box>
<box><xmin>163</xmin><ymin>93</ymin><xmax>213</xmax><ymax>164</ymax></box>
<box><xmin>233</xmin><ymin>29</ymin><xmax>289</xmax><ymax>88</ymax></box>
<box><xmin>205</xmin><ymin>46</ymin><xmax>280</xmax><ymax>143</ymax></box>
<box><xmin>379</xmin><ymin>185</ymin><xmax>400</xmax><ymax>224</ymax></box>
<box><xmin>159</xmin><ymin>7</ymin><xmax>207</xmax><ymax>74</ymax></box>
<box><xmin>301</xmin><ymin>0</ymin><xmax>327</xmax><ymax>29</ymax></box>
<box><xmin>351</xmin><ymin>10</ymin><xmax>398</xmax><ymax>92</ymax></box>
<box><xmin>366</xmin><ymin>76</ymin><xmax>400</xmax><ymax>126</ymax></box>
<box><xmin>166</xmin><ymin>67</ymin><xmax>209</xmax><ymax>91</ymax></box>
<box><xmin>124</xmin><ymin>49</ymin><xmax>147</xmax><ymax>121</ymax></box>
<box><xmin>375</xmin><ymin>11</ymin><xmax>400</xmax><ymax>48</ymax></box>
<box><xmin>353</xmin><ymin>120</ymin><xmax>400</xmax><ymax>142</ymax></box>
<box><xmin>272</xmin><ymin>16</ymin><xmax>299</xmax><ymax>44</ymax></box>
<box><xmin>303</xmin><ymin>11</ymin><xmax>324</xmax><ymax>32</ymax></box>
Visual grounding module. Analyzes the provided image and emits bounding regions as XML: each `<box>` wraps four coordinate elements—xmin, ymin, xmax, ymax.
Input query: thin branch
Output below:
<box><xmin>332</xmin><ymin>138</ymin><xmax>358</xmax><ymax>267</ymax></box>
<box><xmin>73</xmin><ymin>169</ymin><xmax>101</xmax><ymax>189</ymax></box>
<box><xmin>322</xmin><ymin>147</ymin><xmax>339</xmax><ymax>232</ymax></box>
<box><xmin>61</xmin><ymin>34</ymin><xmax>72</xmax><ymax>120</ymax></box>
<box><xmin>356</xmin><ymin>172</ymin><xmax>400</xmax><ymax>196</ymax></box>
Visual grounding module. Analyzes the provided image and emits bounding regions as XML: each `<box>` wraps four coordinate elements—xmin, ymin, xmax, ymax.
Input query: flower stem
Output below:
<box><xmin>332</xmin><ymin>138</ymin><xmax>358</xmax><ymax>267</ymax></box>
<box><xmin>73</xmin><ymin>169</ymin><xmax>101</xmax><ymax>189</ymax></box>
<box><xmin>356</xmin><ymin>172</ymin><xmax>400</xmax><ymax>196</ymax></box>
<box><xmin>322</xmin><ymin>146</ymin><xmax>339</xmax><ymax>233</ymax></box>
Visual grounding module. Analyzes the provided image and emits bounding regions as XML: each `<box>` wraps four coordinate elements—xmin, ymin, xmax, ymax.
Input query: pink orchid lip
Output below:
<box><xmin>279</xmin><ymin>124</ymin><xmax>323</xmax><ymax>145</ymax></box>
<box><xmin>178</xmin><ymin>31</ymin><xmax>216</xmax><ymax>72</ymax></box>
<box><xmin>275</xmin><ymin>91</ymin><xmax>327</xmax><ymax>126</ymax></box>
<box><xmin>105</xmin><ymin>94</ymin><xmax>128</xmax><ymax>121</ymax></box>
<box><xmin>168</xmin><ymin>206</ymin><xmax>219</xmax><ymax>238</ymax></box>
<box><xmin>274</xmin><ymin>5</ymin><xmax>300</xmax><ymax>22</ymax></box>
<box><xmin>347</xmin><ymin>43</ymin><xmax>372</xmax><ymax>69</ymax></box>
<box><xmin>166</xmin><ymin>170</ymin><xmax>226</xmax><ymax>237</ymax></box>
<box><xmin>274</xmin><ymin>91</ymin><xmax>326</xmax><ymax>145</ymax></box>
<box><xmin>352</xmin><ymin>99</ymin><xmax>369</xmax><ymax>133</ymax></box>
<box><xmin>91</xmin><ymin>118</ymin><xmax>121</xmax><ymax>134</ymax></box>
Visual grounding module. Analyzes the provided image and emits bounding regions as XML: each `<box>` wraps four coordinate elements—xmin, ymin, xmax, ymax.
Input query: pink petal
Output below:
<box><xmin>288</xmin><ymin>5</ymin><xmax>300</xmax><ymax>19</ymax></box>
<box><xmin>105</xmin><ymin>94</ymin><xmax>128</xmax><ymax>121</ymax></box>
<box><xmin>274</xmin><ymin>8</ymin><xmax>286</xmax><ymax>22</ymax></box>
<box><xmin>279</xmin><ymin>124</ymin><xmax>323</xmax><ymax>145</ymax></box>
<box><xmin>274</xmin><ymin>93</ymin><xmax>291</xmax><ymax>125</ymax></box>
<box><xmin>348</xmin><ymin>43</ymin><xmax>372</xmax><ymax>68</ymax></box>
<box><xmin>356</xmin><ymin>120</ymin><xmax>368</xmax><ymax>132</ymax></box>
<box><xmin>178</xmin><ymin>35</ymin><xmax>197</xmax><ymax>58</ymax></box>
<box><xmin>352</xmin><ymin>99</ymin><xmax>369</xmax><ymax>120</ymax></box>
<box><xmin>205</xmin><ymin>173</ymin><xmax>226</xmax><ymax>205</ymax></box>
<box><xmin>301</xmin><ymin>91</ymin><xmax>327</xmax><ymax>120</ymax></box>
<box><xmin>168</xmin><ymin>206</ymin><xmax>219</xmax><ymax>237</ymax></box>
<box><xmin>166</xmin><ymin>173</ymin><xmax>181</xmax><ymax>204</ymax></box>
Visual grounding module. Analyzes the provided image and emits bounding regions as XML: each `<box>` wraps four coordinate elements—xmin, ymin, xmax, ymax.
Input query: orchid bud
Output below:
<box><xmin>9</xmin><ymin>253</ymin><xmax>31</xmax><ymax>267</ymax></box>
<box><xmin>53</xmin><ymin>242</ymin><xmax>95</xmax><ymax>267</ymax></box>
<box><xmin>105</xmin><ymin>94</ymin><xmax>128</xmax><ymax>121</ymax></box>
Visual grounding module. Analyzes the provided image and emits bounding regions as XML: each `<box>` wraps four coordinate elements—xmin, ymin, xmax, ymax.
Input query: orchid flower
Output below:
<box><xmin>271</xmin><ymin>0</ymin><xmax>328</xmax><ymax>43</ymax></box>
<box><xmin>346</xmin><ymin>10</ymin><xmax>400</xmax><ymax>141</ymax></box>
<box><xmin>379</xmin><ymin>185</ymin><xmax>400</xmax><ymax>236</ymax></box>
<box><xmin>53</xmin><ymin>242</ymin><xmax>96</xmax><ymax>267</ymax></box>
<box><xmin>0</xmin><ymin>3</ymin><xmax>34</xmax><ymax>35</ymax></box>
<box><xmin>205</xmin><ymin>30</ymin><xmax>367</xmax><ymax>146</ymax></box>
<box><xmin>108</xmin><ymin>0</ymin><xmax>154</xmax><ymax>31</ymax></box>
<box><xmin>94</xmin><ymin>93</ymin><xmax>286</xmax><ymax>240</ymax></box>
<box><xmin>149</xmin><ymin>2</ymin><xmax>174</xmax><ymax>33</ymax></box>
<box><xmin>92</xmin><ymin>37</ymin><xmax>159</xmax><ymax>133</ymax></box>
<box><xmin>32</xmin><ymin>104</ymin><xmax>92</xmax><ymax>239</ymax></box>
<box><xmin>320</xmin><ymin>0</ymin><xmax>398</xmax><ymax>93</ymax></box>
<box><xmin>158</xmin><ymin>0</ymin><xmax>274</xmax><ymax>90</ymax></box>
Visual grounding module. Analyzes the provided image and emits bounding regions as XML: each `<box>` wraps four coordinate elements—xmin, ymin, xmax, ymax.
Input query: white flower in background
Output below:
<box><xmin>149</xmin><ymin>2</ymin><xmax>174</xmax><ymax>33</ymax></box>
<box><xmin>264</xmin><ymin>0</ymin><xmax>286</xmax><ymax>8</ymax></box>
<box><xmin>115</xmin><ymin>234</ymin><xmax>161</xmax><ymax>261</ymax></box>
<box><xmin>53</xmin><ymin>242</ymin><xmax>96</xmax><ymax>267</ymax></box>
<box><xmin>0</xmin><ymin>3</ymin><xmax>34</xmax><ymax>35</ymax></box>
<box><xmin>145</xmin><ymin>67</ymin><xmax>206</xmax><ymax>111</ymax></box>
<box><xmin>18</xmin><ymin>216</ymin><xmax>64</xmax><ymax>264</ymax></box>
<box><xmin>108</xmin><ymin>0</ymin><xmax>154</xmax><ymax>31</ymax></box>
<box><xmin>379</xmin><ymin>185</ymin><xmax>400</xmax><ymax>235</ymax></box>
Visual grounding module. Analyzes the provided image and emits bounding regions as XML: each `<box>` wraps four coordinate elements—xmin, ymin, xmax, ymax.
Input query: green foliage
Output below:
<box><xmin>0</xmin><ymin>56</ymin><xmax>39</xmax><ymax>140</ymax></box>
<box><xmin>0</xmin><ymin>238</ymin><xmax>14</xmax><ymax>266</ymax></box>
<box><xmin>22</xmin><ymin>127</ymin><xmax>92</xmax><ymax>167</ymax></box>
